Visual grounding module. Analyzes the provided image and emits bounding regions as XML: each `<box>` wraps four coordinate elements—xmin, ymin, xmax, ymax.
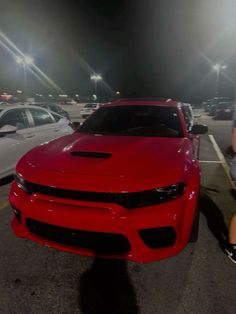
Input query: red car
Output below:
<box><xmin>9</xmin><ymin>100</ymin><xmax>207</xmax><ymax>263</ymax></box>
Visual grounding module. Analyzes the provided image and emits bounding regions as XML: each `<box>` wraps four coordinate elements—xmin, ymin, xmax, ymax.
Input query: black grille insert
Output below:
<box><xmin>23</xmin><ymin>181</ymin><xmax>185</xmax><ymax>209</ymax></box>
<box><xmin>70</xmin><ymin>151</ymin><xmax>112</xmax><ymax>158</ymax></box>
<box><xmin>26</xmin><ymin>218</ymin><xmax>131</xmax><ymax>254</ymax></box>
<box><xmin>139</xmin><ymin>227</ymin><xmax>176</xmax><ymax>248</ymax></box>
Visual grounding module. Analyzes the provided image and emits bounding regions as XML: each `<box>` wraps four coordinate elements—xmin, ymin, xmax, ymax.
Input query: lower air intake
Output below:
<box><xmin>139</xmin><ymin>226</ymin><xmax>176</xmax><ymax>248</ymax></box>
<box><xmin>26</xmin><ymin>218</ymin><xmax>131</xmax><ymax>254</ymax></box>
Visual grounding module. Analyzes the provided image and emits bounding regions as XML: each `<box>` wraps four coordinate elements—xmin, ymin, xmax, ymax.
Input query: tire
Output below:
<box><xmin>189</xmin><ymin>203</ymin><xmax>200</xmax><ymax>243</ymax></box>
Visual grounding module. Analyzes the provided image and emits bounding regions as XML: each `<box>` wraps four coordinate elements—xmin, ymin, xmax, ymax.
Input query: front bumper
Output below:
<box><xmin>9</xmin><ymin>181</ymin><xmax>198</xmax><ymax>263</ymax></box>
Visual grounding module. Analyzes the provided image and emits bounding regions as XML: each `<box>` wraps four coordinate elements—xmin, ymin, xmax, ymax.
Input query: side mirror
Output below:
<box><xmin>71</xmin><ymin>121</ymin><xmax>80</xmax><ymax>130</ymax></box>
<box><xmin>189</xmin><ymin>124</ymin><xmax>208</xmax><ymax>134</ymax></box>
<box><xmin>0</xmin><ymin>125</ymin><xmax>17</xmax><ymax>136</ymax></box>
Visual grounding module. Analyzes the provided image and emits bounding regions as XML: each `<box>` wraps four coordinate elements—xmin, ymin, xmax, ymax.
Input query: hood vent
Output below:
<box><xmin>70</xmin><ymin>151</ymin><xmax>112</xmax><ymax>158</ymax></box>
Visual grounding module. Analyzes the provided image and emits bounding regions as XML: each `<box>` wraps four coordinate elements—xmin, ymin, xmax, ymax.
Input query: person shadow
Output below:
<box><xmin>78</xmin><ymin>257</ymin><xmax>139</xmax><ymax>314</ymax></box>
<box><xmin>200</xmin><ymin>187</ymin><xmax>228</xmax><ymax>245</ymax></box>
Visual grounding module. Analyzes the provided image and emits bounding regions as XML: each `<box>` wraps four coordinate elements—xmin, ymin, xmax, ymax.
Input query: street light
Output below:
<box><xmin>16</xmin><ymin>56</ymin><xmax>24</xmax><ymax>64</ymax></box>
<box><xmin>213</xmin><ymin>64</ymin><xmax>227</xmax><ymax>95</ymax></box>
<box><xmin>15</xmin><ymin>55</ymin><xmax>34</xmax><ymax>65</ymax></box>
<box><xmin>90</xmin><ymin>74</ymin><xmax>102</xmax><ymax>95</ymax></box>
<box><xmin>24</xmin><ymin>55</ymin><xmax>34</xmax><ymax>65</ymax></box>
<box><xmin>15</xmin><ymin>55</ymin><xmax>34</xmax><ymax>100</ymax></box>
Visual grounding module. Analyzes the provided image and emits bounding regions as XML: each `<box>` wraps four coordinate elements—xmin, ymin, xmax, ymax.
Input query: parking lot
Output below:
<box><xmin>0</xmin><ymin>110</ymin><xmax>236</xmax><ymax>314</ymax></box>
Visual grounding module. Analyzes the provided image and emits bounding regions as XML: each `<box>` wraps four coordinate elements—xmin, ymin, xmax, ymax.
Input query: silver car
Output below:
<box><xmin>0</xmin><ymin>104</ymin><xmax>73</xmax><ymax>181</ymax></box>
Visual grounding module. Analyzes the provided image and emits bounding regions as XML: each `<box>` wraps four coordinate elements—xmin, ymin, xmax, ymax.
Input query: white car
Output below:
<box><xmin>181</xmin><ymin>103</ymin><xmax>195</xmax><ymax>130</ymax></box>
<box><xmin>80</xmin><ymin>103</ymin><xmax>103</xmax><ymax>119</ymax></box>
<box><xmin>0</xmin><ymin>104</ymin><xmax>73</xmax><ymax>180</ymax></box>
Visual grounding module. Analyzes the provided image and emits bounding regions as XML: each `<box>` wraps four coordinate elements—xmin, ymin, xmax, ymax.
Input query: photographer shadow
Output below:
<box><xmin>200</xmin><ymin>188</ymin><xmax>228</xmax><ymax>244</ymax></box>
<box><xmin>78</xmin><ymin>257</ymin><xmax>139</xmax><ymax>314</ymax></box>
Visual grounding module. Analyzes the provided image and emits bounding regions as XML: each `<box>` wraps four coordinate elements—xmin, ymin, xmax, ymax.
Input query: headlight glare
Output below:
<box><xmin>14</xmin><ymin>172</ymin><xmax>28</xmax><ymax>192</ymax></box>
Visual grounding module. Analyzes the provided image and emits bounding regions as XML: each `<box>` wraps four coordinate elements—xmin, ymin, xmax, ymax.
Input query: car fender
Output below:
<box><xmin>179</xmin><ymin>161</ymin><xmax>201</xmax><ymax>244</ymax></box>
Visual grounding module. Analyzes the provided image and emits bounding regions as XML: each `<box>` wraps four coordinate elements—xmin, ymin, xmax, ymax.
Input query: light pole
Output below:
<box><xmin>90</xmin><ymin>74</ymin><xmax>102</xmax><ymax>96</ymax></box>
<box><xmin>213</xmin><ymin>64</ymin><xmax>227</xmax><ymax>96</ymax></box>
<box><xmin>16</xmin><ymin>55</ymin><xmax>34</xmax><ymax>100</ymax></box>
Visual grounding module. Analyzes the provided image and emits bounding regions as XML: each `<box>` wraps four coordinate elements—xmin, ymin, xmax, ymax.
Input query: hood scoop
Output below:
<box><xmin>70</xmin><ymin>151</ymin><xmax>112</xmax><ymax>158</ymax></box>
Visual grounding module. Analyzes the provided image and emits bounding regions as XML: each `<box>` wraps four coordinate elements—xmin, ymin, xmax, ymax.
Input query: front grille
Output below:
<box><xmin>26</xmin><ymin>218</ymin><xmax>131</xmax><ymax>254</ymax></box>
<box><xmin>23</xmin><ymin>181</ymin><xmax>185</xmax><ymax>209</ymax></box>
<box><xmin>139</xmin><ymin>227</ymin><xmax>176</xmax><ymax>248</ymax></box>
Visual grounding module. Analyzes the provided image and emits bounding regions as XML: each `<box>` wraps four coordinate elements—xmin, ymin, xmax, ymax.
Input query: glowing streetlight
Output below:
<box><xmin>90</xmin><ymin>74</ymin><xmax>102</xmax><ymax>94</ymax></box>
<box><xmin>213</xmin><ymin>64</ymin><xmax>227</xmax><ymax>71</ymax></box>
<box><xmin>24</xmin><ymin>55</ymin><xmax>34</xmax><ymax>65</ymax></box>
<box><xmin>91</xmin><ymin>74</ymin><xmax>102</xmax><ymax>81</ymax></box>
<box><xmin>213</xmin><ymin>64</ymin><xmax>227</xmax><ymax>95</ymax></box>
<box><xmin>15</xmin><ymin>55</ymin><xmax>34</xmax><ymax>65</ymax></box>
<box><xmin>16</xmin><ymin>56</ymin><xmax>24</xmax><ymax>64</ymax></box>
<box><xmin>116</xmin><ymin>91</ymin><xmax>120</xmax><ymax>95</ymax></box>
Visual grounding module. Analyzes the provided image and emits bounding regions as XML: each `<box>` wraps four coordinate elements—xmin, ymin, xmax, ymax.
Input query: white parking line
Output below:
<box><xmin>200</xmin><ymin>160</ymin><xmax>222</xmax><ymax>163</ymax></box>
<box><xmin>208</xmin><ymin>134</ymin><xmax>236</xmax><ymax>189</ymax></box>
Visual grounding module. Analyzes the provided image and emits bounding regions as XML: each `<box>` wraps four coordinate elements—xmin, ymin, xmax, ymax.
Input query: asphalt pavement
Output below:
<box><xmin>0</xmin><ymin>111</ymin><xmax>235</xmax><ymax>314</ymax></box>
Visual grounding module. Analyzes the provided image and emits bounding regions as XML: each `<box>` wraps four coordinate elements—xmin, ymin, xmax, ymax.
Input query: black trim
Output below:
<box><xmin>0</xmin><ymin>175</ymin><xmax>14</xmax><ymax>186</ymax></box>
<box><xmin>26</xmin><ymin>218</ymin><xmax>131</xmax><ymax>254</ymax></box>
<box><xmin>139</xmin><ymin>227</ymin><xmax>176</xmax><ymax>248</ymax></box>
<box><xmin>23</xmin><ymin>181</ymin><xmax>185</xmax><ymax>209</ymax></box>
<box><xmin>70</xmin><ymin>151</ymin><xmax>112</xmax><ymax>158</ymax></box>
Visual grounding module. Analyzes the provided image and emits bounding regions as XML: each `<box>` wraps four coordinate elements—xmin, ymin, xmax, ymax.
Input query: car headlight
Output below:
<box><xmin>14</xmin><ymin>172</ymin><xmax>28</xmax><ymax>192</ymax></box>
<box><xmin>120</xmin><ymin>182</ymin><xmax>186</xmax><ymax>209</ymax></box>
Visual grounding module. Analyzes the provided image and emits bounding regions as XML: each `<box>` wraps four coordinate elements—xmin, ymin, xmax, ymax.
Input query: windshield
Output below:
<box><xmin>78</xmin><ymin>105</ymin><xmax>183</xmax><ymax>137</ymax></box>
<box><xmin>84</xmin><ymin>104</ymin><xmax>98</xmax><ymax>108</ymax></box>
<box><xmin>217</xmin><ymin>103</ymin><xmax>234</xmax><ymax>109</ymax></box>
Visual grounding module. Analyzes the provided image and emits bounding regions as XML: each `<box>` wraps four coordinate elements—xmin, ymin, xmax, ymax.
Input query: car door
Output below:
<box><xmin>27</xmin><ymin>107</ymin><xmax>72</xmax><ymax>144</ymax></box>
<box><xmin>0</xmin><ymin>108</ymin><xmax>34</xmax><ymax>178</ymax></box>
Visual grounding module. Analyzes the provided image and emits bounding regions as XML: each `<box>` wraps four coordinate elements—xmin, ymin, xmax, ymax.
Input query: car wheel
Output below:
<box><xmin>189</xmin><ymin>201</ymin><xmax>200</xmax><ymax>243</ymax></box>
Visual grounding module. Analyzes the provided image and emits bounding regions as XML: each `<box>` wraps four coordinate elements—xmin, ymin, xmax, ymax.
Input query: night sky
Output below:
<box><xmin>0</xmin><ymin>0</ymin><xmax>236</xmax><ymax>102</ymax></box>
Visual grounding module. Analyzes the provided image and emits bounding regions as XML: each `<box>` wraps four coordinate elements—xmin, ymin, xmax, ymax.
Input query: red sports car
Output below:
<box><xmin>9</xmin><ymin>100</ymin><xmax>207</xmax><ymax>262</ymax></box>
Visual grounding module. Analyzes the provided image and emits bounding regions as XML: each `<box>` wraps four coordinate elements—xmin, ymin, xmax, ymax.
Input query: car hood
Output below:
<box><xmin>17</xmin><ymin>133</ymin><xmax>193</xmax><ymax>192</ymax></box>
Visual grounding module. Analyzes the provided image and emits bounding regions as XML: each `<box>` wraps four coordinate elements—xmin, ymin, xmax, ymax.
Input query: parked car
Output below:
<box><xmin>29</xmin><ymin>103</ymin><xmax>70</xmax><ymax>120</ymax></box>
<box><xmin>213</xmin><ymin>102</ymin><xmax>235</xmax><ymax>120</ymax></box>
<box><xmin>181</xmin><ymin>103</ymin><xmax>195</xmax><ymax>130</ymax></box>
<box><xmin>0</xmin><ymin>104</ymin><xmax>73</xmax><ymax>180</ymax></box>
<box><xmin>208</xmin><ymin>97</ymin><xmax>232</xmax><ymax>116</ymax></box>
<box><xmin>203</xmin><ymin>99</ymin><xmax>213</xmax><ymax>112</ymax></box>
<box><xmin>80</xmin><ymin>103</ymin><xmax>103</xmax><ymax>119</ymax></box>
<box><xmin>10</xmin><ymin>100</ymin><xmax>208</xmax><ymax>263</ymax></box>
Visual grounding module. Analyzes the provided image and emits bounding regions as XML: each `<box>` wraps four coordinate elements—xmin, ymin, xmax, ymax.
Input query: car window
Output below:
<box><xmin>49</xmin><ymin>104</ymin><xmax>60</xmax><ymax>113</ymax></box>
<box><xmin>51</xmin><ymin>112</ymin><xmax>62</xmax><ymax>122</ymax></box>
<box><xmin>78</xmin><ymin>105</ymin><xmax>184</xmax><ymax>137</ymax></box>
<box><xmin>181</xmin><ymin>106</ymin><xmax>192</xmax><ymax>125</ymax></box>
<box><xmin>84</xmin><ymin>103</ymin><xmax>97</xmax><ymax>108</ymax></box>
<box><xmin>38</xmin><ymin>104</ymin><xmax>47</xmax><ymax>109</ymax></box>
<box><xmin>29</xmin><ymin>108</ymin><xmax>54</xmax><ymax>126</ymax></box>
<box><xmin>0</xmin><ymin>109</ymin><xmax>29</xmax><ymax>129</ymax></box>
